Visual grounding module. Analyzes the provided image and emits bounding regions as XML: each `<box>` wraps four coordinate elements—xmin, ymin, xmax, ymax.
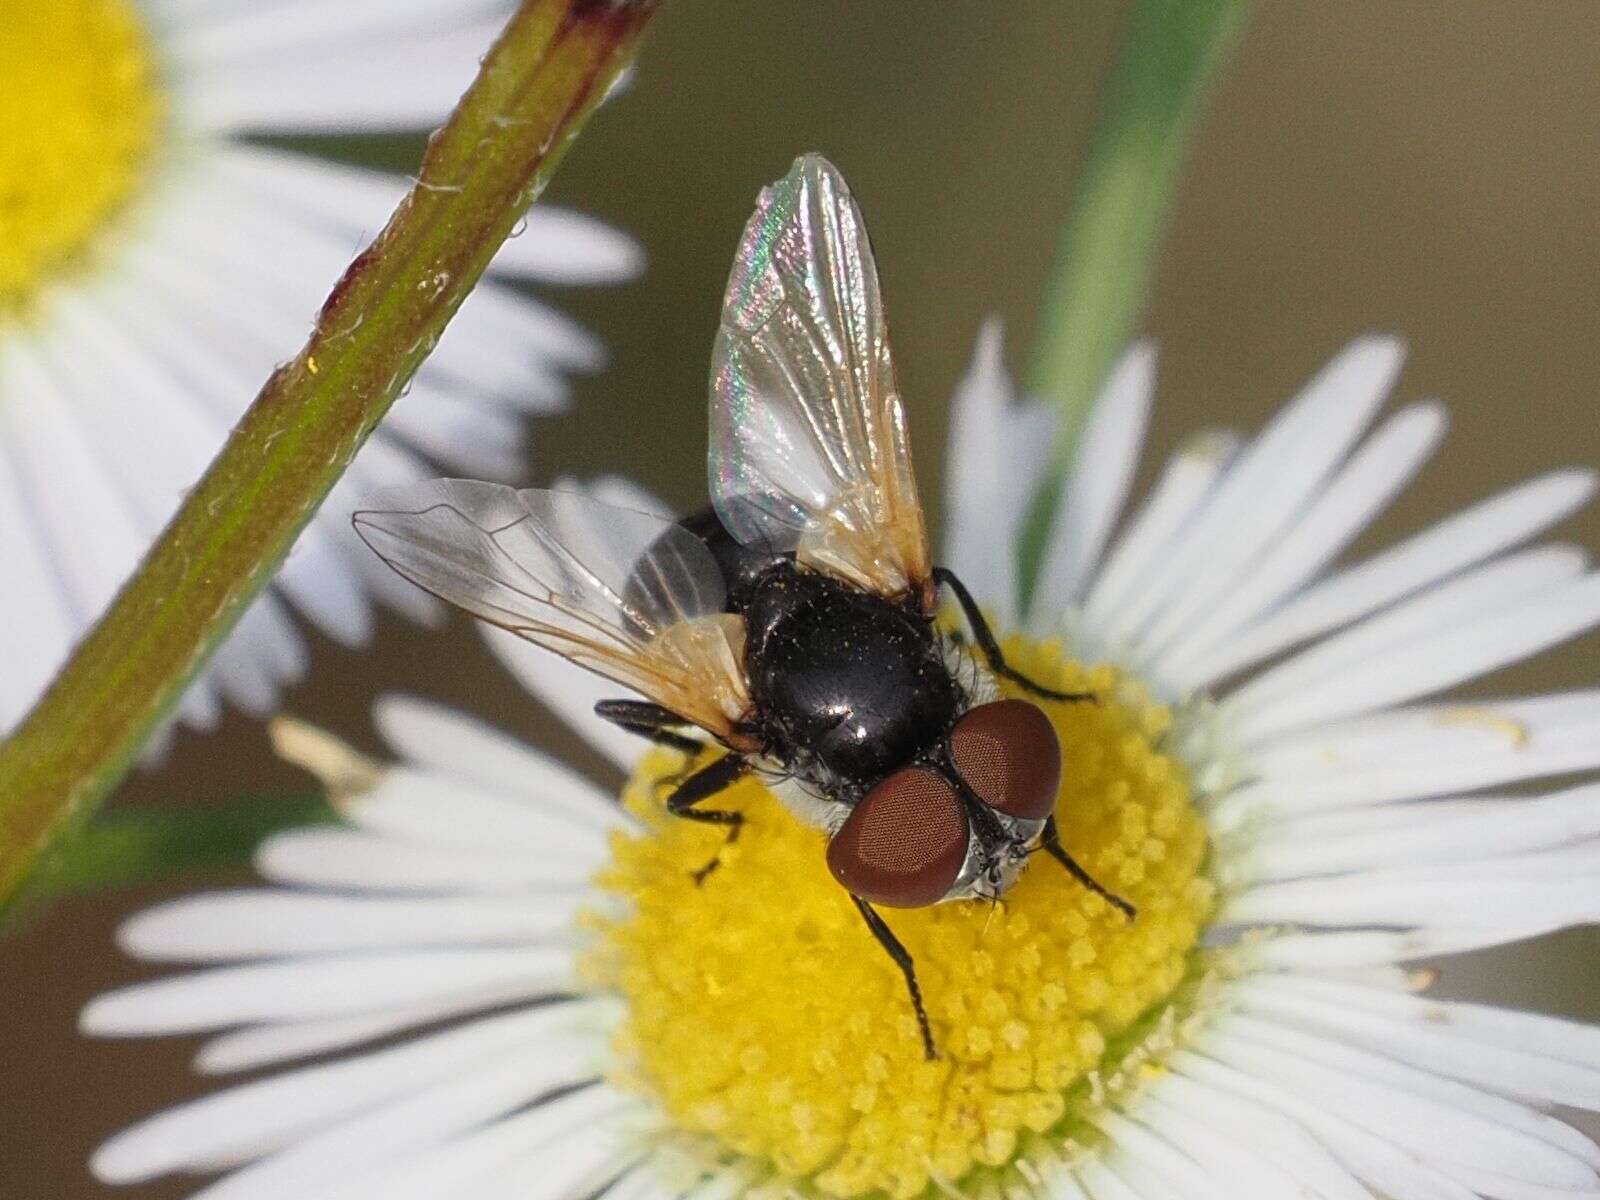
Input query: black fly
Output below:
<box><xmin>355</xmin><ymin>155</ymin><xmax>1132</xmax><ymax>1059</ymax></box>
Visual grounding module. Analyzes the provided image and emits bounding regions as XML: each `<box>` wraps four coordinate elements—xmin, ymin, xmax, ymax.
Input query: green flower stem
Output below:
<box><xmin>0</xmin><ymin>0</ymin><xmax>660</xmax><ymax>910</ymax></box>
<box><xmin>1020</xmin><ymin>0</ymin><xmax>1249</xmax><ymax>603</ymax></box>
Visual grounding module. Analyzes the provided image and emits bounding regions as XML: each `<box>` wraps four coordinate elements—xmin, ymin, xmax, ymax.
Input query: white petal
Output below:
<box><xmin>373</xmin><ymin>696</ymin><xmax>621</xmax><ymax>828</ymax></box>
<box><xmin>0</xmin><ymin>332</ymin><xmax>145</xmax><ymax>624</ymax></box>
<box><xmin>90</xmin><ymin>1000</ymin><xmax>603</xmax><ymax>1184</ymax></box>
<box><xmin>1237</xmin><ymin>976</ymin><xmax>1600</xmax><ymax>1110</ymax></box>
<box><xmin>1177</xmin><ymin>1050</ymin><xmax>1507</xmax><ymax>1200</ymax></box>
<box><xmin>1245</xmin><ymin>688</ymin><xmax>1600</xmax><ymax>780</ymax></box>
<box><xmin>0</xmin><ymin>402</ymin><xmax>76</xmax><ymax>730</ymax></box>
<box><xmin>1250</xmin><ymin>976</ymin><xmax>1600</xmax><ymax>1074</ymax></box>
<box><xmin>197</xmin><ymin>1010</ymin><xmax>449</xmax><ymax>1076</ymax></box>
<box><xmin>33</xmin><ymin>291</ymin><xmax>214</xmax><ymax>531</ymax></box>
<box><xmin>1214</xmin><ymin>690</ymin><xmax>1600</xmax><ymax>824</ymax></box>
<box><xmin>491</xmin><ymin>207</ymin><xmax>644</xmax><ymax>284</ymax></box>
<box><xmin>271</xmin><ymin>535</ymin><xmax>374</xmax><ymax>647</ymax></box>
<box><xmin>1032</xmin><ymin>341</ymin><xmax>1155</xmax><ymax>619</ymax></box>
<box><xmin>1224</xmin><ymin>869</ymin><xmax>1600</xmax><ymax>931</ymax></box>
<box><xmin>1161</xmin><ymin>402</ymin><xmax>1446</xmax><ymax>683</ymax></box>
<box><xmin>305</xmin><ymin>1084</ymin><xmax>642</xmax><ymax>1200</ymax></box>
<box><xmin>594</xmin><ymin>1160</ymin><xmax>683</xmax><ymax>1200</ymax></box>
<box><xmin>1251</xmin><ymin>926</ymin><xmax>1571</xmax><ymax>970</ymax></box>
<box><xmin>1433</xmin><ymin>1160</ymin><xmax>1600</xmax><ymax>1200</ymax></box>
<box><xmin>1227</xmin><ymin>552</ymin><xmax>1600</xmax><ymax>743</ymax></box>
<box><xmin>1081</xmin><ymin>430</ymin><xmax>1241</xmax><ymax>645</ymax></box>
<box><xmin>179</xmin><ymin>15</ymin><xmax>510</xmax><ymax>133</ymax></box>
<box><xmin>80</xmin><ymin>947</ymin><xmax>575</xmax><ymax>1035</ymax></box>
<box><xmin>118</xmin><ymin>889</ymin><xmax>586</xmax><ymax>961</ymax></box>
<box><xmin>1075</xmin><ymin>1159</ymin><xmax>1146</xmax><ymax>1200</ymax></box>
<box><xmin>1240</xmin><ymin>782</ymin><xmax>1600</xmax><ymax>882</ymax></box>
<box><xmin>1137</xmin><ymin>1076</ymin><xmax>1373</xmax><ymax>1200</ymax></box>
<box><xmin>193</xmin><ymin>981</ymin><xmax>601</xmax><ymax>1076</ymax></box>
<box><xmin>1122</xmin><ymin>1103</ymin><xmax>1324</xmax><ymax>1200</ymax></box>
<box><xmin>1127</xmin><ymin>336</ymin><xmax>1404</xmax><ymax>665</ymax></box>
<box><xmin>942</xmin><ymin>321</ymin><xmax>1034</xmax><ymax>626</ymax></box>
<box><xmin>1206</xmin><ymin>1015</ymin><xmax>1598</xmax><ymax>1184</ymax></box>
<box><xmin>446</xmin><ymin>271</ymin><xmax>606</xmax><ymax>374</ymax></box>
<box><xmin>188</xmin><ymin>1043</ymin><xmax>616</xmax><ymax>1200</ymax></box>
<box><xmin>167</xmin><ymin>0</ymin><xmax>507</xmax><ymax>64</ymax></box>
<box><xmin>343</xmin><ymin>767</ymin><xmax>618</xmax><ymax>857</ymax></box>
<box><xmin>577</xmin><ymin>474</ymin><xmax>676</xmax><ymax>519</ymax></box>
<box><xmin>212</xmin><ymin>144</ymin><xmax>636</xmax><ymax>289</ymax></box>
<box><xmin>208</xmin><ymin>596</ymin><xmax>308</xmax><ymax>715</ymax></box>
<box><xmin>1091</xmin><ymin>1111</ymin><xmax>1229</xmax><ymax>1200</ymax></box>
<box><xmin>1188</xmin><ymin>469</ymin><xmax>1597</xmax><ymax>688</ymax></box>
<box><xmin>141</xmin><ymin>178</ymin><xmax>573</xmax><ymax>415</ymax></box>
<box><xmin>382</xmin><ymin>380</ymin><xmax>528</xmax><ymax>482</ymax></box>
<box><xmin>1227</xmin><ymin>546</ymin><xmax>1585</xmax><ymax>718</ymax></box>
<box><xmin>256</xmin><ymin>826</ymin><xmax>597</xmax><ymax>892</ymax></box>
<box><xmin>482</xmin><ymin>625</ymin><xmax>644</xmax><ymax>773</ymax></box>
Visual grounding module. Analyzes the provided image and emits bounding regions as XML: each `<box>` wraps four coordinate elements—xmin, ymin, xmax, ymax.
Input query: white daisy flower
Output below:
<box><xmin>81</xmin><ymin>332</ymin><xmax>1600</xmax><ymax>1200</ymax></box>
<box><xmin>0</xmin><ymin>1</ymin><xmax>641</xmax><ymax>731</ymax></box>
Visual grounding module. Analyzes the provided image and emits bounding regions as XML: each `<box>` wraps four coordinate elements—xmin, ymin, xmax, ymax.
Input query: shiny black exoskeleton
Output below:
<box><xmin>679</xmin><ymin>508</ymin><xmax>963</xmax><ymax>801</ymax></box>
<box><xmin>743</xmin><ymin>563</ymin><xmax>962</xmax><ymax>798</ymax></box>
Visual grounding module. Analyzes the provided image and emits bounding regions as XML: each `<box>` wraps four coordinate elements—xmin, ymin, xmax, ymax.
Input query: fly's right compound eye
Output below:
<box><xmin>948</xmin><ymin>699</ymin><xmax>1062</xmax><ymax>821</ymax></box>
<box><xmin>827</xmin><ymin>768</ymin><xmax>970</xmax><ymax>908</ymax></box>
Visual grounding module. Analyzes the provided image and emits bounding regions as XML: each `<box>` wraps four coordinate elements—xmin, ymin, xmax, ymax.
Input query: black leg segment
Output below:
<box><xmin>594</xmin><ymin>699</ymin><xmax>706</xmax><ymax>756</ymax></box>
<box><xmin>665</xmin><ymin>752</ymin><xmax>752</xmax><ymax>884</ymax></box>
<box><xmin>1040</xmin><ymin>816</ymin><xmax>1136</xmax><ymax>919</ymax></box>
<box><xmin>851</xmin><ymin>895</ymin><xmax>937</xmax><ymax>1060</ymax></box>
<box><xmin>932</xmin><ymin>567</ymin><xmax>1095</xmax><ymax>704</ymax></box>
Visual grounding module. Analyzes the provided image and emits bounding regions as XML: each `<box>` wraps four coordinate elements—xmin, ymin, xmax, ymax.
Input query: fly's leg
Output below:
<box><xmin>665</xmin><ymin>751</ymin><xmax>752</xmax><ymax>884</ymax></box>
<box><xmin>594</xmin><ymin>699</ymin><xmax>708</xmax><ymax>790</ymax></box>
<box><xmin>851</xmin><ymin>895</ymin><xmax>937</xmax><ymax>1060</ymax></box>
<box><xmin>595</xmin><ymin>699</ymin><xmax>707</xmax><ymax>755</ymax></box>
<box><xmin>1040</xmin><ymin>816</ymin><xmax>1136</xmax><ymax>919</ymax></box>
<box><xmin>932</xmin><ymin>567</ymin><xmax>1096</xmax><ymax>704</ymax></box>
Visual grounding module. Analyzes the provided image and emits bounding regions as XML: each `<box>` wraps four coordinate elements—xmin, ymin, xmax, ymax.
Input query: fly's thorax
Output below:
<box><xmin>741</xmin><ymin>565</ymin><xmax>962</xmax><ymax>788</ymax></box>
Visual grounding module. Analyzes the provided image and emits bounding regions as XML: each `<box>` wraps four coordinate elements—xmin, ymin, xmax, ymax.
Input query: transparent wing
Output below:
<box><xmin>353</xmin><ymin>480</ymin><xmax>752</xmax><ymax>742</ymax></box>
<box><xmin>709</xmin><ymin>154</ymin><xmax>933</xmax><ymax>605</ymax></box>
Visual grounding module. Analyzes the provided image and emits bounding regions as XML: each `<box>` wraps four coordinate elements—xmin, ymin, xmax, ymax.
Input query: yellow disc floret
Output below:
<box><xmin>0</xmin><ymin>0</ymin><xmax>165</xmax><ymax>312</ymax></box>
<box><xmin>586</xmin><ymin>637</ymin><xmax>1215</xmax><ymax>1200</ymax></box>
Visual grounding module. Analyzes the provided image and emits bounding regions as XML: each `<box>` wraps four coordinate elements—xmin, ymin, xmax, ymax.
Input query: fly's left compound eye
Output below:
<box><xmin>826</xmin><ymin>768</ymin><xmax>970</xmax><ymax>908</ymax></box>
<box><xmin>948</xmin><ymin>699</ymin><xmax>1061</xmax><ymax>821</ymax></box>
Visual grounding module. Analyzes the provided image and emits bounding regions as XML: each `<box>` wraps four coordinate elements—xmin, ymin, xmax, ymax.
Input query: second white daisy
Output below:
<box><xmin>0</xmin><ymin>0</ymin><xmax>641</xmax><ymax>731</ymax></box>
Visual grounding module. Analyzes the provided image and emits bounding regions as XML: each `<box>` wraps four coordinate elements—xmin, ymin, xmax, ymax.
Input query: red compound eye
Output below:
<box><xmin>827</xmin><ymin>768</ymin><xmax>969</xmax><ymax>908</ymax></box>
<box><xmin>948</xmin><ymin>700</ymin><xmax>1061</xmax><ymax>822</ymax></box>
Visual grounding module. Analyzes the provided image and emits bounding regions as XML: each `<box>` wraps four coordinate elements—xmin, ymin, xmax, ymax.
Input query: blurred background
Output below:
<box><xmin>6</xmin><ymin>2</ymin><xmax>1600</xmax><ymax>1194</ymax></box>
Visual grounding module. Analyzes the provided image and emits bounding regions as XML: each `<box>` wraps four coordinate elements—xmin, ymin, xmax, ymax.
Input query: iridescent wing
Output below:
<box><xmin>709</xmin><ymin>154</ymin><xmax>933</xmax><ymax>607</ymax></box>
<box><xmin>354</xmin><ymin>481</ymin><xmax>753</xmax><ymax>744</ymax></box>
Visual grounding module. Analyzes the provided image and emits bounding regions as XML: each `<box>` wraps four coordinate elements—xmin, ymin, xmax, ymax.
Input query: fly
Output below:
<box><xmin>354</xmin><ymin>154</ymin><xmax>1133</xmax><ymax>1059</ymax></box>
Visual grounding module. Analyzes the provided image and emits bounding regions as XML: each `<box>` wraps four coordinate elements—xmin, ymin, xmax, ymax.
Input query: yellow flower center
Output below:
<box><xmin>586</xmin><ymin>637</ymin><xmax>1215</xmax><ymax>1200</ymax></box>
<box><xmin>0</xmin><ymin>0</ymin><xmax>166</xmax><ymax>313</ymax></box>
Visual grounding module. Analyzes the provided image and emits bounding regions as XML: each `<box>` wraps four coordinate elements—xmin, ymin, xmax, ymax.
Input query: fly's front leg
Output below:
<box><xmin>1040</xmin><ymin>816</ymin><xmax>1136</xmax><ymax>919</ymax></box>
<box><xmin>665</xmin><ymin>751</ymin><xmax>752</xmax><ymax>884</ymax></box>
<box><xmin>851</xmin><ymin>895</ymin><xmax>937</xmax><ymax>1060</ymax></box>
<box><xmin>594</xmin><ymin>699</ymin><xmax>708</xmax><ymax>791</ymax></box>
<box><xmin>932</xmin><ymin>567</ymin><xmax>1096</xmax><ymax>704</ymax></box>
<box><xmin>595</xmin><ymin>699</ymin><xmax>706</xmax><ymax>755</ymax></box>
